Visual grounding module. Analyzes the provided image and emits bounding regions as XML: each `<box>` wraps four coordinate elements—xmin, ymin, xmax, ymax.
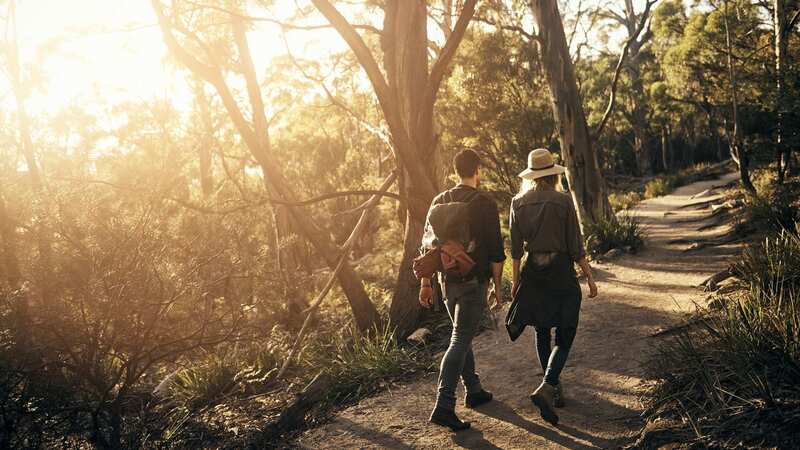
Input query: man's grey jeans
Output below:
<box><xmin>435</xmin><ymin>278</ymin><xmax>487</xmax><ymax>411</ymax></box>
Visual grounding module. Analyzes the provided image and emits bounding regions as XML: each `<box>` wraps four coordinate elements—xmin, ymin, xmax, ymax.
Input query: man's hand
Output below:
<box><xmin>419</xmin><ymin>283</ymin><xmax>434</xmax><ymax>308</ymax></box>
<box><xmin>488</xmin><ymin>284</ymin><xmax>505</xmax><ymax>310</ymax></box>
<box><xmin>587</xmin><ymin>278</ymin><xmax>598</xmax><ymax>298</ymax></box>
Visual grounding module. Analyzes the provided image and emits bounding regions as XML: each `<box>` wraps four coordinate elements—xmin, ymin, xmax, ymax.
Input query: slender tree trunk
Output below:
<box><xmin>774</xmin><ymin>0</ymin><xmax>788</xmax><ymax>183</ymax></box>
<box><xmin>622</xmin><ymin>0</ymin><xmax>653</xmax><ymax>176</ymax></box>
<box><xmin>661</xmin><ymin>125</ymin><xmax>670</xmax><ymax>172</ymax></box>
<box><xmin>530</xmin><ymin>0</ymin><xmax>613</xmax><ymax>225</ymax></box>
<box><xmin>152</xmin><ymin>4</ymin><xmax>381</xmax><ymax>332</ymax></box>
<box><xmin>0</xmin><ymin>192</ymin><xmax>21</xmax><ymax>288</ymax></box>
<box><xmin>722</xmin><ymin>0</ymin><xmax>756</xmax><ymax>194</ymax></box>
<box><xmin>193</xmin><ymin>81</ymin><xmax>214</xmax><ymax>197</ymax></box>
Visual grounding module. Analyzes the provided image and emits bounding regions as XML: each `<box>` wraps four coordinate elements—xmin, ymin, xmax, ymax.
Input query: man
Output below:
<box><xmin>419</xmin><ymin>149</ymin><xmax>506</xmax><ymax>431</ymax></box>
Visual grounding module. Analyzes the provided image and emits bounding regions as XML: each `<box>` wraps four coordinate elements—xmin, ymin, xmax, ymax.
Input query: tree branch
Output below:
<box><xmin>593</xmin><ymin>0</ymin><xmax>656</xmax><ymax>139</ymax></box>
<box><xmin>425</xmin><ymin>0</ymin><xmax>479</xmax><ymax>105</ymax></box>
<box><xmin>309</xmin><ymin>0</ymin><xmax>392</xmax><ymax>108</ymax></box>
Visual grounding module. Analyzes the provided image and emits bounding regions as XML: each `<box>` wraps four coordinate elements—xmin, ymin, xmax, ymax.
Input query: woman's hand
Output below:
<box><xmin>419</xmin><ymin>284</ymin><xmax>434</xmax><ymax>307</ymax></box>
<box><xmin>587</xmin><ymin>278</ymin><xmax>598</xmax><ymax>298</ymax></box>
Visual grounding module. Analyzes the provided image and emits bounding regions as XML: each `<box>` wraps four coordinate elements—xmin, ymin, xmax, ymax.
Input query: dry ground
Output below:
<box><xmin>297</xmin><ymin>172</ymin><xmax>742</xmax><ymax>450</ymax></box>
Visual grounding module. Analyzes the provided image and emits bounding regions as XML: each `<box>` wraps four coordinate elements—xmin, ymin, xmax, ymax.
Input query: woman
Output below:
<box><xmin>505</xmin><ymin>148</ymin><xmax>598</xmax><ymax>426</ymax></box>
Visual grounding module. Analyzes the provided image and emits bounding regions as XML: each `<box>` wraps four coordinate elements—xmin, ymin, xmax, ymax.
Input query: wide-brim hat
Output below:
<box><xmin>518</xmin><ymin>148</ymin><xmax>567</xmax><ymax>180</ymax></box>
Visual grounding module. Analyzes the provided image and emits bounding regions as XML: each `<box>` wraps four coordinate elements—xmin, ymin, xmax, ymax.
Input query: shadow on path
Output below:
<box><xmin>475</xmin><ymin>400</ymin><xmax>607</xmax><ymax>449</ymax></box>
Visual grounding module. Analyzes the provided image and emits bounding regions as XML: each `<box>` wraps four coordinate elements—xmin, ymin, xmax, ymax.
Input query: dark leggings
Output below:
<box><xmin>534</xmin><ymin>326</ymin><xmax>577</xmax><ymax>386</ymax></box>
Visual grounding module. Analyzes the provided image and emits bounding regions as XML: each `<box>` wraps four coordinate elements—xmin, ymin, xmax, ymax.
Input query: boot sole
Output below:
<box><xmin>429</xmin><ymin>417</ymin><xmax>471</xmax><ymax>432</ymax></box>
<box><xmin>530</xmin><ymin>393</ymin><xmax>559</xmax><ymax>426</ymax></box>
<box><xmin>465</xmin><ymin>395</ymin><xmax>493</xmax><ymax>409</ymax></box>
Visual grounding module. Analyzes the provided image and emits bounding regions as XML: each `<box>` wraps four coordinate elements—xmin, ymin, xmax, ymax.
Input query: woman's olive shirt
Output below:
<box><xmin>509</xmin><ymin>189</ymin><xmax>586</xmax><ymax>262</ymax></box>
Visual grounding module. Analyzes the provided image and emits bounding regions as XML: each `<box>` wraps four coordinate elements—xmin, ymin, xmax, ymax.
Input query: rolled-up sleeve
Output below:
<box><xmin>510</xmin><ymin>201</ymin><xmax>524</xmax><ymax>260</ymax></box>
<box><xmin>566</xmin><ymin>200</ymin><xmax>586</xmax><ymax>261</ymax></box>
<box><xmin>484</xmin><ymin>199</ymin><xmax>506</xmax><ymax>263</ymax></box>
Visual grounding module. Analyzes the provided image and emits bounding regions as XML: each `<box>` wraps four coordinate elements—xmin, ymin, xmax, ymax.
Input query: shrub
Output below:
<box><xmin>608</xmin><ymin>191</ymin><xmax>643</xmax><ymax>212</ymax></box>
<box><xmin>644</xmin><ymin>175</ymin><xmax>683</xmax><ymax>198</ymax></box>
<box><xmin>732</xmin><ymin>225</ymin><xmax>800</xmax><ymax>297</ymax></box>
<box><xmin>584</xmin><ymin>214</ymin><xmax>645</xmax><ymax>256</ymax></box>
<box><xmin>302</xmin><ymin>325</ymin><xmax>431</xmax><ymax>405</ymax></box>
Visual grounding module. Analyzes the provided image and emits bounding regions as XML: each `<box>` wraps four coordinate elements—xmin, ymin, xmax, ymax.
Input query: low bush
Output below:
<box><xmin>609</xmin><ymin>191</ymin><xmax>643</xmax><ymax>212</ymax></box>
<box><xmin>303</xmin><ymin>325</ymin><xmax>432</xmax><ymax>406</ymax></box>
<box><xmin>584</xmin><ymin>214</ymin><xmax>645</xmax><ymax>256</ymax></box>
<box><xmin>732</xmin><ymin>225</ymin><xmax>800</xmax><ymax>297</ymax></box>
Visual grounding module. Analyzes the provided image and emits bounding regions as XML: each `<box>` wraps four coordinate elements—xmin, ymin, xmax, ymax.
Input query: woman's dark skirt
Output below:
<box><xmin>505</xmin><ymin>252</ymin><xmax>582</xmax><ymax>342</ymax></box>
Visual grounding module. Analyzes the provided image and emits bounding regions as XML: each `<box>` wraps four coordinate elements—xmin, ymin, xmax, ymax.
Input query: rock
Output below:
<box><xmin>406</xmin><ymin>327</ymin><xmax>432</xmax><ymax>345</ymax></box>
<box><xmin>603</xmin><ymin>248</ymin><xmax>623</xmax><ymax>260</ymax></box>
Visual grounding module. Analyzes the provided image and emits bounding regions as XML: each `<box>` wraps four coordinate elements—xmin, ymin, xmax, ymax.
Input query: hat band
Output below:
<box><xmin>529</xmin><ymin>163</ymin><xmax>555</xmax><ymax>171</ymax></box>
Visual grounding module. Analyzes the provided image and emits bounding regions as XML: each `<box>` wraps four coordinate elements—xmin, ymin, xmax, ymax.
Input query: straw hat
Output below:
<box><xmin>518</xmin><ymin>148</ymin><xmax>566</xmax><ymax>180</ymax></box>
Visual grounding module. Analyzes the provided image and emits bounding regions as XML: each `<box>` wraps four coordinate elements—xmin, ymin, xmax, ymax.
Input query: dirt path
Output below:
<box><xmin>298</xmin><ymin>172</ymin><xmax>742</xmax><ymax>449</ymax></box>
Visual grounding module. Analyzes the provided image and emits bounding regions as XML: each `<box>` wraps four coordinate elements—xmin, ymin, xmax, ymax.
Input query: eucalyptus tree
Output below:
<box><xmin>309</xmin><ymin>0</ymin><xmax>479</xmax><ymax>336</ymax></box>
<box><xmin>530</xmin><ymin>0</ymin><xmax>614</xmax><ymax>224</ymax></box>
<box><xmin>151</xmin><ymin>0</ymin><xmax>381</xmax><ymax>332</ymax></box>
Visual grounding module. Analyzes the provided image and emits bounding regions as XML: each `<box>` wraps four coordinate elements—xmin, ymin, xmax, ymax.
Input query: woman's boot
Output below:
<box><xmin>530</xmin><ymin>382</ymin><xmax>559</xmax><ymax>425</ymax></box>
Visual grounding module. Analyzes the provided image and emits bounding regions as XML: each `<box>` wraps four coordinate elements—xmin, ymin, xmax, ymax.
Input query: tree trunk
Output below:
<box><xmin>622</xmin><ymin>0</ymin><xmax>653</xmax><ymax>176</ymax></box>
<box><xmin>310</xmin><ymin>0</ymin><xmax>476</xmax><ymax>337</ymax></box>
<box><xmin>152</xmin><ymin>4</ymin><xmax>381</xmax><ymax>332</ymax></box>
<box><xmin>0</xmin><ymin>192</ymin><xmax>21</xmax><ymax>288</ymax></box>
<box><xmin>194</xmin><ymin>81</ymin><xmax>215</xmax><ymax>197</ymax></box>
<box><xmin>722</xmin><ymin>0</ymin><xmax>756</xmax><ymax>194</ymax></box>
<box><xmin>774</xmin><ymin>0</ymin><xmax>788</xmax><ymax>183</ymax></box>
<box><xmin>661</xmin><ymin>125</ymin><xmax>670</xmax><ymax>172</ymax></box>
<box><xmin>383</xmin><ymin>0</ymin><xmax>439</xmax><ymax>338</ymax></box>
<box><xmin>530</xmin><ymin>0</ymin><xmax>613</xmax><ymax>225</ymax></box>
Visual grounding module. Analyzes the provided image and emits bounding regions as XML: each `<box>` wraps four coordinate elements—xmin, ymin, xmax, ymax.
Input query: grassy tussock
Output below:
<box><xmin>584</xmin><ymin>214</ymin><xmax>645</xmax><ymax>256</ymax></box>
<box><xmin>609</xmin><ymin>191</ymin><xmax>643</xmax><ymax>212</ymax></box>
<box><xmin>302</xmin><ymin>325</ymin><xmax>433</xmax><ymax>405</ymax></box>
<box><xmin>642</xmin><ymin>226</ymin><xmax>800</xmax><ymax>448</ymax></box>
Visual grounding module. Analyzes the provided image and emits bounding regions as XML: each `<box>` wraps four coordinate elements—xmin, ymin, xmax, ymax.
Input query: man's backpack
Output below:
<box><xmin>413</xmin><ymin>190</ymin><xmax>478</xmax><ymax>280</ymax></box>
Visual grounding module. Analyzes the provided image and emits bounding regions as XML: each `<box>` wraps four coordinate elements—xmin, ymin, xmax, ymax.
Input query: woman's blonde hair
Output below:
<box><xmin>519</xmin><ymin>174</ymin><xmax>560</xmax><ymax>194</ymax></box>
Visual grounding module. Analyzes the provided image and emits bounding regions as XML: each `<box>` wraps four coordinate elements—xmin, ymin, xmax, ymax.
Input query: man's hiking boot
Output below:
<box><xmin>553</xmin><ymin>383</ymin><xmax>565</xmax><ymax>408</ymax></box>
<box><xmin>429</xmin><ymin>407</ymin><xmax>471</xmax><ymax>432</ymax></box>
<box><xmin>465</xmin><ymin>389</ymin><xmax>493</xmax><ymax>408</ymax></box>
<box><xmin>530</xmin><ymin>382</ymin><xmax>559</xmax><ymax>425</ymax></box>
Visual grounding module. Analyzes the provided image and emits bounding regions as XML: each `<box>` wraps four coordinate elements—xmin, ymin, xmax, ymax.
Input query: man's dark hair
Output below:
<box><xmin>454</xmin><ymin>149</ymin><xmax>480</xmax><ymax>178</ymax></box>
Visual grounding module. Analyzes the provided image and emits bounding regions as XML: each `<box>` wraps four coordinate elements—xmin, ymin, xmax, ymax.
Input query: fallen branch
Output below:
<box><xmin>271</xmin><ymin>371</ymin><xmax>332</xmax><ymax>433</ymax></box>
<box><xmin>699</xmin><ymin>268</ymin><xmax>733</xmax><ymax>291</ymax></box>
<box><xmin>676</xmin><ymin>194</ymin><xmax>726</xmax><ymax>210</ymax></box>
<box><xmin>273</xmin><ymin>172</ymin><xmax>396</xmax><ymax>382</ymax></box>
<box><xmin>650</xmin><ymin>316</ymin><xmax>708</xmax><ymax>337</ymax></box>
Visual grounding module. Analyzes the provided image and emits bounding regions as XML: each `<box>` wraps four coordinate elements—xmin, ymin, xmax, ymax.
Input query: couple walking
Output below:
<box><xmin>418</xmin><ymin>148</ymin><xmax>599</xmax><ymax>431</ymax></box>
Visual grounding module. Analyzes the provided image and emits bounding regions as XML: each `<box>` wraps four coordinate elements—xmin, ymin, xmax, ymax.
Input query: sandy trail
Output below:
<box><xmin>298</xmin><ymin>172</ymin><xmax>742</xmax><ymax>449</ymax></box>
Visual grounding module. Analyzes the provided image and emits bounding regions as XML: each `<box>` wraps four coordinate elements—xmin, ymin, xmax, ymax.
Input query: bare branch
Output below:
<box><xmin>593</xmin><ymin>0</ymin><xmax>657</xmax><ymax>138</ymax></box>
<box><xmin>426</xmin><ymin>0</ymin><xmax>479</xmax><ymax>102</ymax></box>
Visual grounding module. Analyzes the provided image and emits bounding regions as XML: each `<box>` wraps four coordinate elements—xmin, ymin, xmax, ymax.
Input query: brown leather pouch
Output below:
<box><xmin>440</xmin><ymin>241</ymin><xmax>476</xmax><ymax>277</ymax></box>
<box><xmin>412</xmin><ymin>247</ymin><xmax>442</xmax><ymax>279</ymax></box>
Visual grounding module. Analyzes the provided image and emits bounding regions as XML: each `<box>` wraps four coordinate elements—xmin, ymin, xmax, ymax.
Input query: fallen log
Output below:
<box><xmin>676</xmin><ymin>194</ymin><xmax>726</xmax><ymax>210</ymax></box>
<box><xmin>650</xmin><ymin>316</ymin><xmax>708</xmax><ymax>337</ymax></box>
<box><xmin>699</xmin><ymin>268</ymin><xmax>733</xmax><ymax>291</ymax></box>
<box><xmin>272</xmin><ymin>371</ymin><xmax>331</xmax><ymax>433</ymax></box>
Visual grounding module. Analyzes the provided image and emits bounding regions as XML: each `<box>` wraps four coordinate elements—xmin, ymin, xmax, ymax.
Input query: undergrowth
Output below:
<box><xmin>302</xmin><ymin>325</ymin><xmax>434</xmax><ymax>406</ymax></box>
<box><xmin>609</xmin><ymin>191</ymin><xmax>643</xmax><ymax>212</ymax></box>
<box><xmin>584</xmin><ymin>214</ymin><xmax>645</xmax><ymax>256</ymax></box>
<box><xmin>640</xmin><ymin>223</ymin><xmax>800</xmax><ymax>448</ymax></box>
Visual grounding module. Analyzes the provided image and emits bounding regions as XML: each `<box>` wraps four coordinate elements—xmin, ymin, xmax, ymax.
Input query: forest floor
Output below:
<box><xmin>296</xmin><ymin>171</ymin><xmax>743</xmax><ymax>450</ymax></box>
